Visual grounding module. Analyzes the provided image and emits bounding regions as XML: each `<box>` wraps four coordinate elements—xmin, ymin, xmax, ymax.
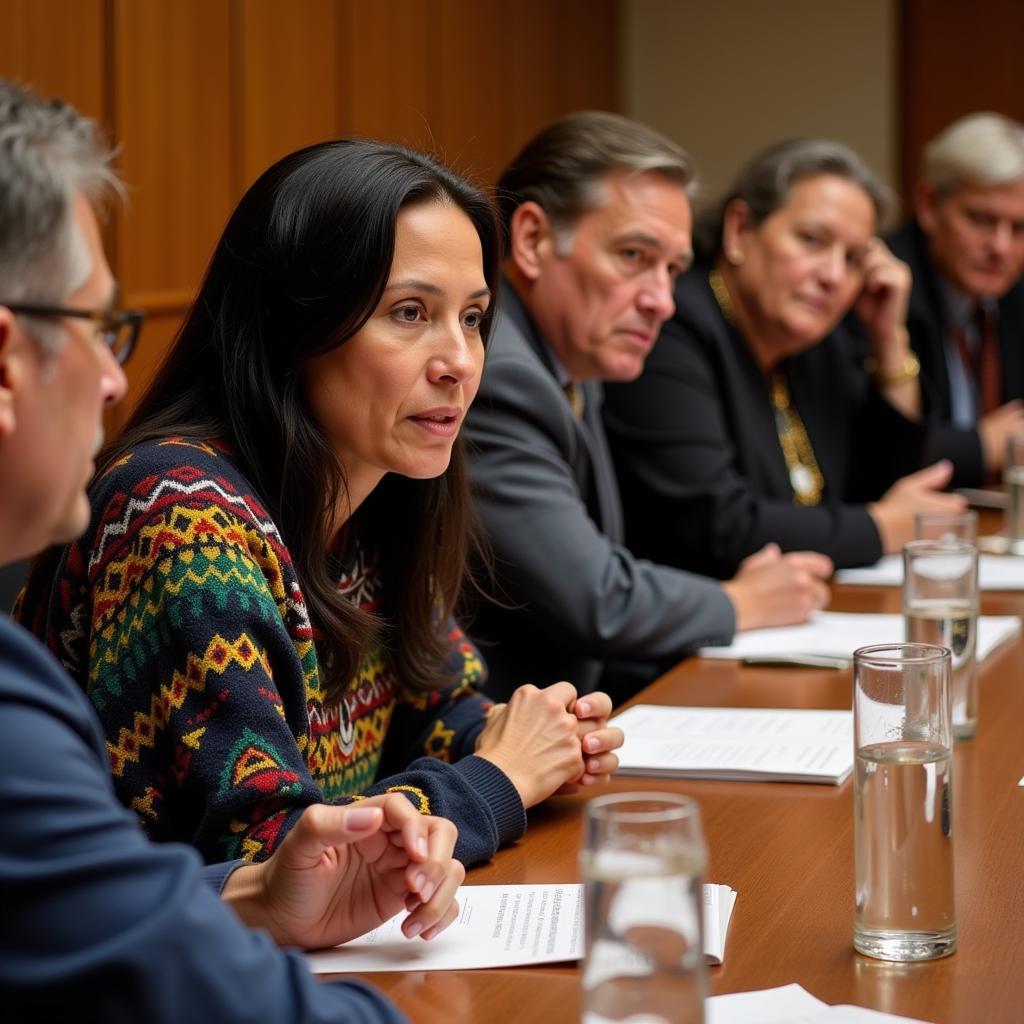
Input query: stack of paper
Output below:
<box><xmin>836</xmin><ymin>553</ymin><xmax>1024</xmax><ymax>590</ymax></box>
<box><xmin>613</xmin><ymin>705</ymin><xmax>853</xmax><ymax>785</ymax></box>
<box><xmin>698</xmin><ymin>610</ymin><xmax>1019</xmax><ymax>667</ymax></box>
<box><xmin>306</xmin><ymin>882</ymin><xmax>736</xmax><ymax>973</ymax></box>
<box><xmin>703</xmin><ymin>883</ymin><xmax>737</xmax><ymax>965</ymax></box>
<box><xmin>707</xmin><ymin>983</ymin><xmax>933</xmax><ymax>1023</ymax></box>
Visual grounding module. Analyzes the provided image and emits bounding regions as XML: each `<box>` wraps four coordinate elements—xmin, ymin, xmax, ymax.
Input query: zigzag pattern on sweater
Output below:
<box><xmin>87</xmin><ymin>506</ymin><xmax>290</xmax><ymax>703</ymax></box>
<box><xmin>19</xmin><ymin>436</ymin><xmax>492</xmax><ymax>864</ymax></box>
<box><xmin>88</xmin><ymin>445</ymin><xmax>287</xmax><ymax>576</ymax></box>
<box><xmin>103</xmin><ymin>632</ymin><xmax>275</xmax><ymax>774</ymax></box>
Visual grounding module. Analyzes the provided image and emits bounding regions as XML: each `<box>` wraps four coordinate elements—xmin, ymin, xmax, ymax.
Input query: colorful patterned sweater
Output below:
<box><xmin>18</xmin><ymin>437</ymin><xmax>525</xmax><ymax>866</ymax></box>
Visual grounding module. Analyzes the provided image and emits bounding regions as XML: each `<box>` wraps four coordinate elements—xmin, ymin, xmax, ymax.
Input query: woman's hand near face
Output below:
<box><xmin>853</xmin><ymin>238</ymin><xmax>912</xmax><ymax>350</ymax></box>
<box><xmin>853</xmin><ymin>239</ymin><xmax>920</xmax><ymax>418</ymax></box>
<box><xmin>474</xmin><ymin>682</ymin><xmax>587</xmax><ymax>807</ymax></box>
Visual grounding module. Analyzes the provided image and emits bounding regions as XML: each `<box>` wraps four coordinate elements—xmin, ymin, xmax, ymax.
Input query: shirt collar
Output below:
<box><xmin>938</xmin><ymin>275</ymin><xmax>999</xmax><ymax>327</ymax></box>
<box><xmin>545</xmin><ymin>344</ymin><xmax>573</xmax><ymax>389</ymax></box>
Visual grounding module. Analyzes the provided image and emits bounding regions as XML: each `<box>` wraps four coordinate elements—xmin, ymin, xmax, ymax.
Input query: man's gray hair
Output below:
<box><xmin>923</xmin><ymin>112</ymin><xmax>1024</xmax><ymax>198</ymax></box>
<box><xmin>694</xmin><ymin>137</ymin><xmax>892</xmax><ymax>262</ymax></box>
<box><xmin>496</xmin><ymin>110</ymin><xmax>695</xmax><ymax>252</ymax></box>
<box><xmin>0</xmin><ymin>79</ymin><xmax>119</xmax><ymax>349</ymax></box>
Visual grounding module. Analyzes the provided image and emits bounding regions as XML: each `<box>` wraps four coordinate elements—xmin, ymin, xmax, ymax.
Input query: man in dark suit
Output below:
<box><xmin>888</xmin><ymin>112</ymin><xmax>1024</xmax><ymax>486</ymax></box>
<box><xmin>464</xmin><ymin>112</ymin><xmax>833</xmax><ymax>701</ymax></box>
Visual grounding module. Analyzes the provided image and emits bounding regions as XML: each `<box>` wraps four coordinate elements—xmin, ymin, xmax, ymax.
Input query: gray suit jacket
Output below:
<box><xmin>465</xmin><ymin>282</ymin><xmax>735</xmax><ymax>700</ymax></box>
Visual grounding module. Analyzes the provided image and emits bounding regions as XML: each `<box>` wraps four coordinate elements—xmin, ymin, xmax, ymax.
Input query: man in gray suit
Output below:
<box><xmin>465</xmin><ymin>111</ymin><xmax>833</xmax><ymax>701</ymax></box>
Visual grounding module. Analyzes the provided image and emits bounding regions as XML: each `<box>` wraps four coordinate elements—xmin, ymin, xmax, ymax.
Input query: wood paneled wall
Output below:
<box><xmin>0</xmin><ymin>0</ymin><xmax>617</xmax><ymax>432</ymax></box>
<box><xmin>900</xmin><ymin>0</ymin><xmax>1024</xmax><ymax>204</ymax></box>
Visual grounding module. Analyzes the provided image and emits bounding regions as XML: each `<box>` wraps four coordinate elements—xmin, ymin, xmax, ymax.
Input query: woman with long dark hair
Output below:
<box><xmin>20</xmin><ymin>140</ymin><xmax>621</xmax><ymax>866</ymax></box>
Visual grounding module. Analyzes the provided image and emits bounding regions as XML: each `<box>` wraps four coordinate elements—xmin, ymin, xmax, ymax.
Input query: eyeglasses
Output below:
<box><xmin>1</xmin><ymin>301</ymin><xmax>144</xmax><ymax>365</ymax></box>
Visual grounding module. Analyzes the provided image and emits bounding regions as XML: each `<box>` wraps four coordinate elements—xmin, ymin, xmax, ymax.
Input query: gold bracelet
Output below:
<box><xmin>864</xmin><ymin>350</ymin><xmax>920</xmax><ymax>385</ymax></box>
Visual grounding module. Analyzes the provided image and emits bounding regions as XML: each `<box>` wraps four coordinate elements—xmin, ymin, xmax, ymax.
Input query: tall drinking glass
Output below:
<box><xmin>902</xmin><ymin>539</ymin><xmax>979</xmax><ymax>739</ymax></box>
<box><xmin>580</xmin><ymin>792</ymin><xmax>707</xmax><ymax>1024</ymax></box>
<box><xmin>914</xmin><ymin>509</ymin><xmax>977</xmax><ymax>543</ymax></box>
<box><xmin>1005</xmin><ymin>434</ymin><xmax>1024</xmax><ymax>554</ymax></box>
<box><xmin>853</xmin><ymin>643</ymin><xmax>955</xmax><ymax>961</ymax></box>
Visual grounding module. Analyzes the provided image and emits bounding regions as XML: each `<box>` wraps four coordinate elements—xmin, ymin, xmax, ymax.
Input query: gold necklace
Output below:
<box><xmin>708</xmin><ymin>270</ymin><xmax>824</xmax><ymax>507</ymax></box>
<box><xmin>768</xmin><ymin>372</ymin><xmax>824</xmax><ymax>506</ymax></box>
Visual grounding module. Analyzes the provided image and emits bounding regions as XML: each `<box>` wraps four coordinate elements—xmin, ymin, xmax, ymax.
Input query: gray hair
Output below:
<box><xmin>0</xmin><ymin>79</ymin><xmax>120</xmax><ymax>350</ymax></box>
<box><xmin>923</xmin><ymin>112</ymin><xmax>1024</xmax><ymax>198</ymax></box>
<box><xmin>694</xmin><ymin>137</ymin><xmax>892</xmax><ymax>262</ymax></box>
<box><xmin>495</xmin><ymin>110</ymin><xmax>695</xmax><ymax>252</ymax></box>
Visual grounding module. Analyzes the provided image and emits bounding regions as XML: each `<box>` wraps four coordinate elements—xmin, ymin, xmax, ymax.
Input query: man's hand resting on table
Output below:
<box><xmin>221</xmin><ymin>795</ymin><xmax>464</xmax><ymax>949</ymax></box>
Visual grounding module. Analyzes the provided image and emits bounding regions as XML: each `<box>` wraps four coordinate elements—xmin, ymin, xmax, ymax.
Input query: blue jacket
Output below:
<box><xmin>0</xmin><ymin>615</ymin><xmax>405</xmax><ymax>1023</ymax></box>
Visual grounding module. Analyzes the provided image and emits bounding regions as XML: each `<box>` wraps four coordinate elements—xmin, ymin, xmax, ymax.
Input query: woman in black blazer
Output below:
<box><xmin>604</xmin><ymin>138</ymin><xmax>965</xmax><ymax>578</ymax></box>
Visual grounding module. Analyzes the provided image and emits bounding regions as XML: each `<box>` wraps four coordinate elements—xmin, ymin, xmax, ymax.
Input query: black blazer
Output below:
<box><xmin>603</xmin><ymin>268</ymin><xmax>928</xmax><ymax>579</ymax></box>
<box><xmin>887</xmin><ymin>219</ymin><xmax>1024</xmax><ymax>487</ymax></box>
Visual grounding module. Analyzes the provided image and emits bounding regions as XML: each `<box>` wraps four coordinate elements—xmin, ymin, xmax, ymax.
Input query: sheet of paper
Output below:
<box><xmin>706</xmin><ymin>984</ymin><xmax>934</xmax><ymax>1024</ymax></box>
<box><xmin>698</xmin><ymin>611</ymin><xmax>1019</xmax><ymax>665</ymax></box>
<box><xmin>307</xmin><ymin>884</ymin><xmax>583</xmax><ymax>973</ymax></box>
<box><xmin>836</xmin><ymin>552</ymin><xmax>1024</xmax><ymax>590</ymax></box>
<box><xmin>612</xmin><ymin>705</ymin><xmax>853</xmax><ymax>785</ymax></box>
<box><xmin>704</xmin><ymin>883</ymin><xmax>737</xmax><ymax>965</ymax></box>
<box><xmin>307</xmin><ymin>882</ymin><xmax>735</xmax><ymax>973</ymax></box>
<box><xmin>707</xmin><ymin>984</ymin><xmax>827</xmax><ymax>1023</ymax></box>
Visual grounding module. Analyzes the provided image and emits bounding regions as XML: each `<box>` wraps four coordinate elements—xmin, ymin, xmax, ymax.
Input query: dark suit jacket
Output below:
<box><xmin>887</xmin><ymin>218</ymin><xmax>1024</xmax><ymax>487</ymax></box>
<box><xmin>0</xmin><ymin>616</ymin><xmax>404</xmax><ymax>1023</ymax></box>
<box><xmin>0</xmin><ymin>559</ymin><xmax>26</xmax><ymax>613</ymax></box>
<box><xmin>464</xmin><ymin>282</ymin><xmax>735</xmax><ymax>701</ymax></box>
<box><xmin>602</xmin><ymin>268</ymin><xmax>927</xmax><ymax>579</ymax></box>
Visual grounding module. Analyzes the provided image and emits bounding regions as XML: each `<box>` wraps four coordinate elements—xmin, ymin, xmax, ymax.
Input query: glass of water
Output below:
<box><xmin>914</xmin><ymin>509</ymin><xmax>977</xmax><ymax>543</ymax></box>
<box><xmin>853</xmin><ymin>643</ymin><xmax>955</xmax><ymax>961</ymax></box>
<box><xmin>580</xmin><ymin>792</ymin><xmax>707</xmax><ymax>1024</ymax></box>
<box><xmin>1005</xmin><ymin>434</ymin><xmax>1024</xmax><ymax>553</ymax></box>
<box><xmin>902</xmin><ymin>539</ymin><xmax>979</xmax><ymax>739</ymax></box>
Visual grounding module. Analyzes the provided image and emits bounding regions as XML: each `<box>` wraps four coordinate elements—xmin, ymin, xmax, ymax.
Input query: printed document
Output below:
<box><xmin>698</xmin><ymin>611</ymin><xmax>1018</xmax><ymax>666</ymax></box>
<box><xmin>836</xmin><ymin>553</ymin><xmax>1024</xmax><ymax>590</ymax></box>
<box><xmin>612</xmin><ymin>705</ymin><xmax>853</xmax><ymax>784</ymax></box>
<box><xmin>306</xmin><ymin>882</ymin><xmax>736</xmax><ymax>973</ymax></box>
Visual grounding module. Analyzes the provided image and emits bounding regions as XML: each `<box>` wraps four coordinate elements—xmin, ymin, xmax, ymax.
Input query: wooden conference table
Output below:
<box><xmin>347</xmin><ymin>551</ymin><xmax>1024</xmax><ymax>1023</ymax></box>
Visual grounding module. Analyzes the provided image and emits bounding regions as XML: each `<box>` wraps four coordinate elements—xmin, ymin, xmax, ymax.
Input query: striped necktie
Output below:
<box><xmin>954</xmin><ymin>305</ymin><xmax>1001</xmax><ymax>415</ymax></box>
